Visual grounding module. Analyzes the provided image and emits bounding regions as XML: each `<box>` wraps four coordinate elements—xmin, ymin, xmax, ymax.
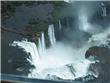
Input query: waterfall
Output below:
<box><xmin>10</xmin><ymin>23</ymin><xmax>93</xmax><ymax>80</ymax></box>
<box><xmin>11</xmin><ymin>40</ymin><xmax>39</xmax><ymax>68</ymax></box>
<box><xmin>101</xmin><ymin>3</ymin><xmax>107</xmax><ymax>17</ymax></box>
<box><xmin>59</xmin><ymin>20</ymin><xmax>62</xmax><ymax>30</ymax></box>
<box><xmin>10</xmin><ymin>23</ymin><xmax>110</xmax><ymax>80</ymax></box>
<box><xmin>11</xmin><ymin>39</ymin><xmax>93</xmax><ymax>80</ymax></box>
<box><xmin>38</xmin><ymin>38</ymin><xmax>42</xmax><ymax>55</ymax></box>
<box><xmin>78</xmin><ymin>15</ymin><xmax>91</xmax><ymax>32</ymax></box>
<box><xmin>41</xmin><ymin>32</ymin><xmax>46</xmax><ymax>53</ymax></box>
<box><xmin>48</xmin><ymin>24</ymin><xmax>56</xmax><ymax>46</ymax></box>
<box><xmin>38</xmin><ymin>32</ymin><xmax>46</xmax><ymax>55</ymax></box>
<box><xmin>10</xmin><ymin>23</ymin><xmax>92</xmax><ymax>80</ymax></box>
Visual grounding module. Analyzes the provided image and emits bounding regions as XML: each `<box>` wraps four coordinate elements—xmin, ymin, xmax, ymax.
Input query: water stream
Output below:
<box><xmin>48</xmin><ymin>24</ymin><xmax>56</xmax><ymax>46</ymax></box>
<box><xmin>9</xmin><ymin>2</ymin><xmax>110</xmax><ymax>82</ymax></box>
<box><xmin>10</xmin><ymin>19</ymin><xmax>110</xmax><ymax>81</ymax></box>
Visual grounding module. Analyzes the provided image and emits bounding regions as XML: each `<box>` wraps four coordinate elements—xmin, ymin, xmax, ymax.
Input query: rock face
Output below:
<box><xmin>85</xmin><ymin>46</ymin><xmax>110</xmax><ymax>81</ymax></box>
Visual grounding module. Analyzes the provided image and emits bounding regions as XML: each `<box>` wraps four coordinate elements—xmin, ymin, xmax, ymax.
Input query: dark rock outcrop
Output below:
<box><xmin>85</xmin><ymin>46</ymin><xmax>110</xmax><ymax>81</ymax></box>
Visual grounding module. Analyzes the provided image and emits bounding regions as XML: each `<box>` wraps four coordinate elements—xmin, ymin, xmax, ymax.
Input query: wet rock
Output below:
<box><xmin>85</xmin><ymin>46</ymin><xmax>110</xmax><ymax>81</ymax></box>
<box><xmin>75</xmin><ymin>74</ymin><xmax>97</xmax><ymax>82</ymax></box>
<box><xmin>85</xmin><ymin>46</ymin><xmax>110</xmax><ymax>63</ymax></box>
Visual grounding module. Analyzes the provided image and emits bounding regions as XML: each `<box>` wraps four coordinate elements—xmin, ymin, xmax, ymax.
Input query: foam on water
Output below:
<box><xmin>11</xmin><ymin>40</ymin><xmax>92</xmax><ymax>80</ymax></box>
<box><xmin>10</xmin><ymin>21</ymin><xmax>110</xmax><ymax>80</ymax></box>
<box><xmin>88</xmin><ymin>27</ymin><xmax>110</xmax><ymax>46</ymax></box>
<box><xmin>11</xmin><ymin>39</ymin><xmax>40</xmax><ymax>68</ymax></box>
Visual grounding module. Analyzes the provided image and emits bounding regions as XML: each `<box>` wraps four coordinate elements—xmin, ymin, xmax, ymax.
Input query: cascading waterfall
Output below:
<box><xmin>101</xmin><ymin>3</ymin><xmax>107</xmax><ymax>17</ymax></box>
<box><xmin>48</xmin><ymin>24</ymin><xmax>56</xmax><ymax>46</ymax></box>
<box><xmin>59</xmin><ymin>20</ymin><xmax>62</xmax><ymax>30</ymax></box>
<box><xmin>38</xmin><ymin>32</ymin><xmax>46</xmax><ymax>55</ymax></box>
<box><xmin>11</xmin><ymin>39</ymin><xmax>40</xmax><ymax>68</ymax></box>
<box><xmin>38</xmin><ymin>38</ymin><xmax>42</xmax><ymax>55</ymax></box>
<box><xmin>11</xmin><ymin>24</ymin><xmax>58</xmax><ymax>78</ymax></box>
<box><xmin>78</xmin><ymin>13</ymin><xmax>91</xmax><ymax>32</ymax></box>
<box><xmin>10</xmin><ymin>20</ymin><xmax>110</xmax><ymax>81</ymax></box>
<box><xmin>41</xmin><ymin>32</ymin><xmax>46</xmax><ymax>53</ymax></box>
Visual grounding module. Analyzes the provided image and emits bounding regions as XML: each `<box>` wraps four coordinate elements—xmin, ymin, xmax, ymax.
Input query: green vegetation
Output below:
<box><xmin>1</xmin><ymin>1</ymin><xmax>68</xmax><ymax>45</ymax></box>
<box><xmin>1</xmin><ymin>1</ymin><xmax>35</xmax><ymax>20</ymax></box>
<box><xmin>27</xmin><ymin>19</ymin><xmax>48</xmax><ymax>33</ymax></box>
<box><xmin>51</xmin><ymin>1</ymin><xmax>68</xmax><ymax>23</ymax></box>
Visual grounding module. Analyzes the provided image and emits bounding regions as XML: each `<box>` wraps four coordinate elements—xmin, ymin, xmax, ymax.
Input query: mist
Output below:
<box><xmin>59</xmin><ymin>1</ymin><xmax>110</xmax><ymax>49</ymax></box>
<box><xmin>10</xmin><ymin>1</ymin><xmax>110</xmax><ymax>81</ymax></box>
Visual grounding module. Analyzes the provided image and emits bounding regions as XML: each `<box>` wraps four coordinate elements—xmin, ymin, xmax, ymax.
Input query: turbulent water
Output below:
<box><xmin>10</xmin><ymin>2</ymin><xmax>110</xmax><ymax>81</ymax></box>
<box><xmin>10</xmin><ymin>20</ymin><xmax>110</xmax><ymax>81</ymax></box>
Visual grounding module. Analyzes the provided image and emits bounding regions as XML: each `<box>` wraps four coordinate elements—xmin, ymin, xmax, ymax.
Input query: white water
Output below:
<box><xmin>38</xmin><ymin>32</ymin><xmax>46</xmax><ymax>55</ymax></box>
<box><xmin>78</xmin><ymin>12</ymin><xmax>97</xmax><ymax>34</ymax></box>
<box><xmin>79</xmin><ymin>15</ymin><xmax>90</xmax><ymax>32</ymax></box>
<box><xmin>11</xmin><ymin>39</ymin><xmax>93</xmax><ymax>80</ymax></box>
<box><xmin>11</xmin><ymin>39</ymin><xmax>39</xmax><ymax>68</ymax></box>
<box><xmin>48</xmin><ymin>24</ymin><xmax>56</xmax><ymax>46</ymax></box>
<box><xmin>10</xmin><ymin>21</ymin><xmax>110</xmax><ymax>80</ymax></box>
<box><xmin>101</xmin><ymin>3</ymin><xmax>107</xmax><ymax>17</ymax></box>
<box><xmin>59</xmin><ymin>20</ymin><xmax>62</xmax><ymax>30</ymax></box>
<box><xmin>41</xmin><ymin>32</ymin><xmax>46</xmax><ymax>53</ymax></box>
<box><xmin>64</xmin><ymin>0</ymin><xmax>72</xmax><ymax>3</ymax></box>
<box><xmin>38</xmin><ymin>38</ymin><xmax>42</xmax><ymax>55</ymax></box>
<box><xmin>88</xmin><ymin>27</ymin><xmax>110</xmax><ymax>46</ymax></box>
